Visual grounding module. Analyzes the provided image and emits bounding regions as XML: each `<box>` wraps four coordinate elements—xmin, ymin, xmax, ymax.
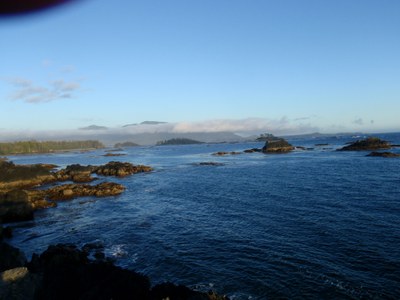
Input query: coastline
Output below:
<box><xmin>0</xmin><ymin>159</ymin><xmax>228</xmax><ymax>299</ymax></box>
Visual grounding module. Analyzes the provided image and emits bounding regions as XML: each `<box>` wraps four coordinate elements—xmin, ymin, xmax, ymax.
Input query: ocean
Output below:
<box><xmin>7</xmin><ymin>133</ymin><xmax>400</xmax><ymax>299</ymax></box>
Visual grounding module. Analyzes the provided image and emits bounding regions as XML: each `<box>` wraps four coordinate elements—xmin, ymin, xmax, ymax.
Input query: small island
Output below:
<box><xmin>262</xmin><ymin>138</ymin><xmax>294</xmax><ymax>153</ymax></box>
<box><xmin>337</xmin><ymin>137</ymin><xmax>391</xmax><ymax>151</ymax></box>
<box><xmin>114</xmin><ymin>141</ymin><xmax>140</xmax><ymax>148</ymax></box>
<box><xmin>156</xmin><ymin>138</ymin><xmax>203</xmax><ymax>146</ymax></box>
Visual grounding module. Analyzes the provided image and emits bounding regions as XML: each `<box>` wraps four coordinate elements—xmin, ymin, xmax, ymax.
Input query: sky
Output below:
<box><xmin>1</xmin><ymin>0</ymin><xmax>400</xmax><ymax>137</ymax></box>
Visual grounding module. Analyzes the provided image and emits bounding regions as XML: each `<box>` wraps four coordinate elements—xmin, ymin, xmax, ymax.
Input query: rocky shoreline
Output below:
<box><xmin>0</xmin><ymin>159</ymin><xmax>228</xmax><ymax>299</ymax></box>
<box><xmin>0</xmin><ymin>160</ymin><xmax>152</xmax><ymax>224</ymax></box>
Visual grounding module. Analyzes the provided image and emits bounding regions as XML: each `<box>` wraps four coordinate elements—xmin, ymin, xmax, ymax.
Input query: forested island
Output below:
<box><xmin>0</xmin><ymin>140</ymin><xmax>104</xmax><ymax>155</ymax></box>
<box><xmin>156</xmin><ymin>138</ymin><xmax>203</xmax><ymax>146</ymax></box>
<box><xmin>114</xmin><ymin>141</ymin><xmax>140</xmax><ymax>148</ymax></box>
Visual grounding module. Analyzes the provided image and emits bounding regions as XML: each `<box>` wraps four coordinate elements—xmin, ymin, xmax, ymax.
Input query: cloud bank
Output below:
<box><xmin>0</xmin><ymin>117</ymin><xmax>320</xmax><ymax>142</ymax></box>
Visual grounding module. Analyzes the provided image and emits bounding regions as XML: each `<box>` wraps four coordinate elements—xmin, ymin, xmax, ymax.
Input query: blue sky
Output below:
<box><xmin>1</xmin><ymin>0</ymin><xmax>399</xmax><ymax>135</ymax></box>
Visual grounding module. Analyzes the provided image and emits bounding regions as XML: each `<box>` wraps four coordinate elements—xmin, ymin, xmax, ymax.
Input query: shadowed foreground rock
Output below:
<box><xmin>0</xmin><ymin>243</ymin><xmax>229</xmax><ymax>300</ymax></box>
<box><xmin>338</xmin><ymin>137</ymin><xmax>391</xmax><ymax>151</ymax></box>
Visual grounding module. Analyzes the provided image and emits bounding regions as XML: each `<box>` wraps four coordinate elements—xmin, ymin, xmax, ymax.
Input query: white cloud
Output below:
<box><xmin>0</xmin><ymin>118</ymin><xmax>320</xmax><ymax>142</ymax></box>
<box><xmin>169</xmin><ymin>117</ymin><xmax>319</xmax><ymax>135</ymax></box>
<box><xmin>5</xmin><ymin>77</ymin><xmax>81</xmax><ymax>103</ymax></box>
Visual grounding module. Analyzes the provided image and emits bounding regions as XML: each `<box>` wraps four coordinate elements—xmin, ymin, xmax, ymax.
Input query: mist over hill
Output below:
<box><xmin>1</xmin><ymin>118</ymin><xmax>372</xmax><ymax>146</ymax></box>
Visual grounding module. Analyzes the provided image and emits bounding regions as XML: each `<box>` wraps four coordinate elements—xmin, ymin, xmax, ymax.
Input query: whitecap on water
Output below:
<box><xmin>105</xmin><ymin>244</ymin><xmax>128</xmax><ymax>258</ymax></box>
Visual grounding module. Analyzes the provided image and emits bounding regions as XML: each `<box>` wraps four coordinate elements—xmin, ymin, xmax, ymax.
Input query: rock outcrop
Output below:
<box><xmin>0</xmin><ymin>161</ymin><xmax>153</xmax><ymax>224</ymax></box>
<box><xmin>94</xmin><ymin>161</ymin><xmax>152</xmax><ymax>177</ymax></box>
<box><xmin>338</xmin><ymin>137</ymin><xmax>391</xmax><ymax>151</ymax></box>
<box><xmin>45</xmin><ymin>182</ymin><xmax>125</xmax><ymax>201</ymax></box>
<box><xmin>0</xmin><ymin>242</ymin><xmax>27</xmax><ymax>272</ymax></box>
<box><xmin>0</xmin><ymin>161</ymin><xmax>56</xmax><ymax>191</ymax></box>
<box><xmin>262</xmin><ymin>139</ymin><xmax>294</xmax><ymax>153</ymax></box>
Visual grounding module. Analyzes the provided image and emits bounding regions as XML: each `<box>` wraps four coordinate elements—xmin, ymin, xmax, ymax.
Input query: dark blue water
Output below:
<box><xmin>8</xmin><ymin>133</ymin><xmax>400</xmax><ymax>299</ymax></box>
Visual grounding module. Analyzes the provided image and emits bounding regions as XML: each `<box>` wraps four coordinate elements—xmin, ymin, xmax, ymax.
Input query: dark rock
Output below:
<box><xmin>244</xmin><ymin>148</ymin><xmax>262</xmax><ymax>153</ymax></box>
<box><xmin>0</xmin><ymin>190</ymin><xmax>34</xmax><ymax>223</ymax></box>
<box><xmin>0</xmin><ymin>242</ymin><xmax>27</xmax><ymax>272</ymax></box>
<box><xmin>262</xmin><ymin>139</ymin><xmax>294</xmax><ymax>153</ymax></box>
<box><xmin>55</xmin><ymin>164</ymin><xmax>95</xmax><ymax>183</ymax></box>
<box><xmin>0</xmin><ymin>161</ymin><xmax>56</xmax><ymax>191</ymax></box>
<box><xmin>0</xmin><ymin>267</ymin><xmax>40</xmax><ymax>300</ymax></box>
<box><xmin>150</xmin><ymin>282</ymin><xmax>209</xmax><ymax>300</ymax></box>
<box><xmin>212</xmin><ymin>151</ymin><xmax>242</xmax><ymax>156</ymax></box>
<box><xmin>45</xmin><ymin>182</ymin><xmax>126</xmax><ymax>201</ymax></box>
<box><xmin>102</xmin><ymin>153</ymin><xmax>126</xmax><ymax>157</ymax></box>
<box><xmin>367</xmin><ymin>151</ymin><xmax>400</xmax><ymax>158</ymax></box>
<box><xmin>93</xmin><ymin>251</ymin><xmax>105</xmax><ymax>260</ymax></box>
<box><xmin>29</xmin><ymin>244</ymin><xmax>151</xmax><ymax>300</ymax></box>
<box><xmin>1</xmin><ymin>242</ymin><xmax>229</xmax><ymax>300</ymax></box>
<box><xmin>338</xmin><ymin>137</ymin><xmax>391</xmax><ymax>151</ymax></box>
<box><xmin>0</xmin><ymin>225</ymin><xmax>13</xmax><ymax>239</ymax></box>
<box><xmin>94</xmin><ymin>161</ymin><xmax>153</xmax><ymax>177</ymax></box>
<box><xmin>196</xmin><ymin>162</ymin><xmax>225</xmax><ymax>166</ymax></box>
<box><xmin>1</xmin><ymin>160</ymin><xmax>153</xmax><ymax>223</ymax></box>
<box><xmin>82</xmin><ymin>241</ymin><xmax>104</xmax><ymax>253</ymax></box>
<box><xmin>106</xmin><ymin>148</ymin><xmax>125</xmax><ymax>152</ymax></box>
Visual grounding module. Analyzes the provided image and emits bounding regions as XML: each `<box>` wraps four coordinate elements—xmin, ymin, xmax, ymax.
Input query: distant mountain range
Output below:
<box><xmin>122</xmin><ymin>121</ymin><xmax>168</xmax><ymax>127</ymax></box>
<box><xmin>75</xmin><ymin>122</ymin><xmax>249</xmax><ymax>145</ymax></box>
<box><xmin>79</xmin><ymin>125</ymin><xmax>109</xmax><ymax>130</ymax></box>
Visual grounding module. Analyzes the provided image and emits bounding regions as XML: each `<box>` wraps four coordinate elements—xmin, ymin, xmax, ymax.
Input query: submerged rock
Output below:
<box><xmin>262</xmin><ymin>139</ymin><xmax>294</xmax><ymax>153</ymax></box>
<box><xmin>367</xmin><ymin>151</ymin><xmax>400</xmax><ymax>158</ymax></box>
<box><xmin>195</xmin><ymin>162</ymin><xmax>225</xmax><ymax>166</ymax></box>
<box><xmin>243</xmin><ymin>148</ymin><xmax>262</xmax><ymax>153</ymax></box>
<box><xmin>338</xmin><ymin>137</ymin><xmax>391</xmax><ymax>151</ymax></box>
<box><xmin>102</xmin><ymin>153</ymin><xmax>126</xmax><ymax>157</ymax></box>
<box><xmin>212</xmin><ymin>151</ymin><xmax>242</xmax><ymax>156</ymax></box>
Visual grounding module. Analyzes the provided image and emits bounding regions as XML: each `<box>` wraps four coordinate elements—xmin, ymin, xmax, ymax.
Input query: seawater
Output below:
<box><xmin>8</xmin><ymin>133</ymin><xmax>400</xmax><ymax>299</ymax></box>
